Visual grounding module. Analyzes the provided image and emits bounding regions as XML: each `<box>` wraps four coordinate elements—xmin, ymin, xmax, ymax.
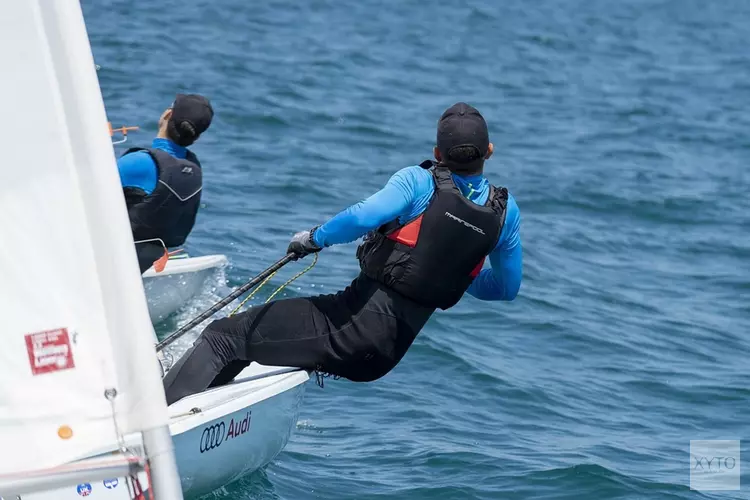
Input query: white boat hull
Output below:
<box><xmin>142</xmin><ymin>254</ymin><xmax>228</xmax><ymax>323</ymax></box>
<box><xmin>169</xmin><ymin>365</ymin><xmax>308</xmax><ymax>497</ymax></box>
<box><xmin>17</xmin><ymin>364</ymin><xmax>309</xmax><ymax>499</ymax></box>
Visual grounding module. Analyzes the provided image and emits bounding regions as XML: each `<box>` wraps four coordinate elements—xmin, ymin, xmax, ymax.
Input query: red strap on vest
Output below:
<box><xmin>470</xmin><ymin>257</ymin><xmax>485</xmax><ymax>278</ymax></box>
<box><xmin>387</xmin><ymin>215</ymin><xmax>486</xmax><ymax>277</ymax></box>
<box><xmin>388</xmin><ymin>215</ymin><xmax>485</xmax><ymax>278</ymax></box>
<box><xmin>386</xmin><ymin>215</ymin><xmax>423</xmax><ymax>248</ymax></box>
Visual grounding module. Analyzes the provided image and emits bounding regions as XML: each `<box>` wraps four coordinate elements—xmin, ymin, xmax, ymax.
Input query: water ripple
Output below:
<box><xmin>84</xmin><ymin>0</ymin><xmax>750</xmax><ymax>498</ymax></box>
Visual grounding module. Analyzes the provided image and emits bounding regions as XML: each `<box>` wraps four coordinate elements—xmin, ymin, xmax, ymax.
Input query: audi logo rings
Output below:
<box><xmin>199</xmin><ymin>422</ymin><xmax>226</xmax><ymax>453</ymax></box>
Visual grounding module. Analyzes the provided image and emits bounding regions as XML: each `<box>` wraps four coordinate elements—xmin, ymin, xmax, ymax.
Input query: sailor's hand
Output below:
<box><xmin>287</xmin><ymin>226</ymin><xmax>322</xmax><ymax>258</ymax></box>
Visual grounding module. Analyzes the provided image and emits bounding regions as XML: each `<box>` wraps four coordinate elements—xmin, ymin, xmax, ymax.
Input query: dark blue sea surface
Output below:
<box><xmin>84</xmin><ymin>0</ymin><xmax>749</xmax><ymax>498</ymax></box>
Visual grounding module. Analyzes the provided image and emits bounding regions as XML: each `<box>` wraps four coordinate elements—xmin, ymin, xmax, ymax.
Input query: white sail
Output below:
<box><xmin>0</xmin><ymin>0</ymin><xmax>170</xmax><ymax>478</ymax></box>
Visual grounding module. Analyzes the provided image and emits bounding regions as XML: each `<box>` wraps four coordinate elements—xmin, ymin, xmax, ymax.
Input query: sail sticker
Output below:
<box><xmin>198</xmin><ymin>411</ymin><xmax>252</xmax><ymax>453</ymax></box>
<box><xmin>103</xmin><ymin>478</ymin><xmax>118</xmax><ymax>489</ymax></box>
<box><xmin>24</xmin><ymin>328</ymin><xmax>75</xmax><ymax>376</ymax></box>
<box><xmin>76</xmin><ymin>483</ymin><xmax>92</xmax><ymax>496</ymax></box>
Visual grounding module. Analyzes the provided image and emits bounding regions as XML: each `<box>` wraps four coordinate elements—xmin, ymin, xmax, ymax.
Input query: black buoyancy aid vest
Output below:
<box><xmin>121</xmin><ymin>147</ymin><xmax>203</xmax><ymax>248</ymax></box>
<box><xmin>357</xmin><ymin>162</ymin><xmax>508</xmax><ymax>310</ymax></box>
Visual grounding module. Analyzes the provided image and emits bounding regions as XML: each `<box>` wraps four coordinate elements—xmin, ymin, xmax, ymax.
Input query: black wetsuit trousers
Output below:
<box><xmin>162</xmin><ymin>273</ymin><xmax>435</xmax><ymax>405</ymax></box>
<box><xmin>136</xmin><ymin>242</ymin><xmax>164</xmax><ymax>274</ymax></box>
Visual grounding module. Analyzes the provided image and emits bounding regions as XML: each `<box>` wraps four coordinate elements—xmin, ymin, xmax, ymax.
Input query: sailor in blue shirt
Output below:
<box><xmin>117</xmin><ymin>137</ymin><xmax>188</xmax><ymax>198</ymax></box>
<box><xmin>163</xmin><ymin>102</ymin><xmax>522</xmax><ymax>405</ymax></box>
<box><xmin>310</xmin><ymin>160</ymin><xmax>522</xmax><ymax>301</ymax></box>
<box><xmin>117</xmin><ymin>94</ymin><xmax>214</xmax><ymax>273</ymax></box>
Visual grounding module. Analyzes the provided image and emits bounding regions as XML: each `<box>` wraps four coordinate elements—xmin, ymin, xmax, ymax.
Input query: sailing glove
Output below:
<box><xmin>287</xmin><ymin>226</ymin><xmax>322</xmax><ymax>258</ymax></box>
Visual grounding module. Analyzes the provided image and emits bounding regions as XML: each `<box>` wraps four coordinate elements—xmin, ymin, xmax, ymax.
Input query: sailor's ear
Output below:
<box><xmin>158</xmin><ymin>108</ymin><xmax>172</xmax><ymax>130</ymax></box>
<box><xmin>485</xmin><ymin>143</ymin><xmax>494</xmax><ymax>160</ymax></box>
<box><xmin>434</xmin><ymin>146</ymin><xmax>442</xmax><ymax>162</ymax></box>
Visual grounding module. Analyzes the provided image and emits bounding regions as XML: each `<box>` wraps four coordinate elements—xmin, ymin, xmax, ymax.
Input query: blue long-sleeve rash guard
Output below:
<box><xmin>313</xmin><ymin>165</ymin><xmax>522</xmax><ymax>301</ymax></box>
<box><xmin>116</xmin><ymin>138</ymin><xmax>188</xmax><ymax>194</ymax></box>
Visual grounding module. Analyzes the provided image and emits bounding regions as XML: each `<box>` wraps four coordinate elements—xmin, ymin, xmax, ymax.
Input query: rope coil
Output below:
<box><xmin>229</xmin><ymin>253</ymin><xmax>318</xmax><ymax>316</ymax></box>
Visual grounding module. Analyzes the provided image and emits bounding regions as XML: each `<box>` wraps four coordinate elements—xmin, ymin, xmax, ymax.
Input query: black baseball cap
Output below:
<box><xmin>436</xmin><ymin>102</ymin><xmax>489</xmax><ymax>172</ymax></box>
<box><xmin>170</xmin><ymin>93</ymin><xmax>214</xmax><ymax>139</ymax></box>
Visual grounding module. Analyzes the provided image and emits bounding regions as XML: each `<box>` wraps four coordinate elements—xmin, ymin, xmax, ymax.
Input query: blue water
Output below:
<box><xmin>85</xmin><ymin>0</ymin><xmax>750</xmax><ymax>498</ymax></box>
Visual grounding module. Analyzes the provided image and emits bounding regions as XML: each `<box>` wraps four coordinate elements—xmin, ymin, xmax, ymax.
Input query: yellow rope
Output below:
<box><xmin>228</xmin><ymin>252</ymin><xmax>319</xmax><ymax>316</ymax></box>
<box><xmin>228</xmin><ymin>271</ymin><xmax>279</xmax><ymax>315</ymax></box>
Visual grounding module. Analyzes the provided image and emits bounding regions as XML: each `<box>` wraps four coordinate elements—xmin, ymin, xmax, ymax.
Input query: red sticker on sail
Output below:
<box><xmin>25</xmin><ymin>328</ymin><xmax>75</xmax><ymax>376</ymax></box>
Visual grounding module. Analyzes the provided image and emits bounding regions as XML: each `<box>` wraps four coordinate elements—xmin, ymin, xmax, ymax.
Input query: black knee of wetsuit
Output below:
<box><xmin>161</xmin><ymin>326</ymin><xmax>246</xmax><ymax>405</ymax></box>
<box><xmin>162</xmin><ymin>274</ymin><xmax>435</xmax><ymax>405</ymax></box>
